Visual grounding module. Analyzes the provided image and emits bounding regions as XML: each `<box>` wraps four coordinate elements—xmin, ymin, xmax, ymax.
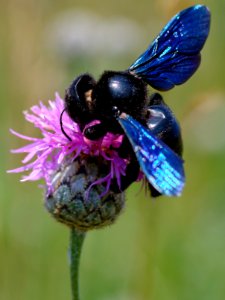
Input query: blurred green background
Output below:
<box><xmin>1</xmin><ymin>0</ymin><xmax>225</xmax><ymax>299</ymax></box>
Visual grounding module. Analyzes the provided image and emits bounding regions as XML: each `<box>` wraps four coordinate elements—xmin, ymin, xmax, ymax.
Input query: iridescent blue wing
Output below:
<box><xmin>118</xmin><ymin>114</ymin><xmax>185</xmax><ymax>196</ymax></box>
<box><xmin>129</xmin><ymin>5</ymin><xmax>210</xmax><ymax>91</ymax></box>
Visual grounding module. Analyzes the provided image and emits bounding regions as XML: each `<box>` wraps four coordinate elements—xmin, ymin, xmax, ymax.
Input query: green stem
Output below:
<box><xmin>69</xmin><ymin>228</ymin><xmax>86</xmax><ymax>300</ymax></box>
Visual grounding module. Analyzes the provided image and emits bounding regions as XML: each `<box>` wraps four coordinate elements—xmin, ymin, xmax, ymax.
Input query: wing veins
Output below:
<box><xmin>129</xmin><ymin>5</ymin><xmax>210</xmax><ymax>90</ymax></box>
<box><xmin>118</xmin><ymin>114</ymin><xmax>185</xmax><ymax>196</ymax></box>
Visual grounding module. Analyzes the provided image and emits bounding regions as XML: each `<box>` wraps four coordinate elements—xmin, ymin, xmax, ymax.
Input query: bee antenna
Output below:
<box><xmin>60</xmin><ymin>108</ymin><xmax>72</xmax><ymax>141</ymax></box>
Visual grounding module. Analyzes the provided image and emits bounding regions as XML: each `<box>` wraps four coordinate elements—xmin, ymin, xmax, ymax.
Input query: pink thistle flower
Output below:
<box><xmin>8</xmin><ymin>93</ymin><xmax>130</xmax><ymax>196</ymax></box>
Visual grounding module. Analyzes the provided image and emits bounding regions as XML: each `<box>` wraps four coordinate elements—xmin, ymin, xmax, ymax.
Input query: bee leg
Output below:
<box><xmin>117</xmin><ymin>138</ymin><xmax>128</xmax><ymax>159</ymax></box>
<box><xmin>110</xmin><ymin>157</ymin><xmax>140</xmax><ymax>193</ymax></box>
<box><xmin>148</xmin><ymin>92</ymin><xmax>164</xmax><ymax>106</ymax></box>
<box><xmin>148</xmin><ymin>184</ymin><xmax>162</xmax><ymax>198</ymax></box>
<box><xmin>84</xmin><ymin>122</ymin><xmax>107</xmax><ymax>140</ymax></box>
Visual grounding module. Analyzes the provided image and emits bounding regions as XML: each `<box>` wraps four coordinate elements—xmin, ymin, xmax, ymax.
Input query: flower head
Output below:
<box><xmin>8</xmin><ymin>93</ymin><xmax>139</xmax><ymax>230</ymax></box>
<box><xmin>9</xmin><ymin>93</ymin><xmax>129</xmax><ymax>195</ymax></box>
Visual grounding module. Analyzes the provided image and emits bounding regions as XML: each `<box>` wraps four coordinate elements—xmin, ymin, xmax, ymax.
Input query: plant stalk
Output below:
<box><xmin>69</xmin><ymin>227</ymin><xmax>86</xmax><ymax>300</ymax></box>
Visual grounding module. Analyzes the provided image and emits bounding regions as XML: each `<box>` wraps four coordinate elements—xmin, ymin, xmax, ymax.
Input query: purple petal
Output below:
<box><xmin>9</xmin><ymin>92</ymin><xmax>132</xmax><ymax>195</ymax></box>
<box><xmin>10</xmin><ymin>129</ymin><xmax>38</xmax><ymax>141</ymax></box>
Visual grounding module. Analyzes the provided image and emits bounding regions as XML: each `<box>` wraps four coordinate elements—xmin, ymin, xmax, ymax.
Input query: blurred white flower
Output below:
<box><xmin>45</xmin><ymin>10</ymin><xmax>144</xmax><ymax>59</ymax></box>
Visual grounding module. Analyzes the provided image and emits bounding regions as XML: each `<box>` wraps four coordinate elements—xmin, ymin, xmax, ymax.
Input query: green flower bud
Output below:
<box><xmin>45</xmin><ymin>156</ymin><xmax>125</xmax><ymax>231</ymax></box>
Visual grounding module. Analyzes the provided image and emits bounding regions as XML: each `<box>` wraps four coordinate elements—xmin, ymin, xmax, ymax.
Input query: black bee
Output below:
<box><xmin>60</xmin><ymin>5</ymin><xmax>210</xmax><ymax>197</ymax></box>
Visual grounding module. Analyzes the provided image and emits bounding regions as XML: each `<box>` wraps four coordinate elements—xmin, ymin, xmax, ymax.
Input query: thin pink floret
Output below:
<box><xmin>8</xmin><ymin>93</ymin><xmax>128</xmax><ymax>195</ymax></box>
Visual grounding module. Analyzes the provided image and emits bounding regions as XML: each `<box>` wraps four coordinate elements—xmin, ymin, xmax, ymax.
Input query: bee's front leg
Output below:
<box><xmin>84</xmin><ymin>122</ymin><xmax>107</xmax><ymax>140</ymax></box>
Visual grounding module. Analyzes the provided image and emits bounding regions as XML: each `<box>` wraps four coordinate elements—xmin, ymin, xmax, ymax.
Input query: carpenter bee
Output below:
<box><xmin>61</xmin><ymin>5</ymin><xmax>210</xmax><ymax>197</ymax></box>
